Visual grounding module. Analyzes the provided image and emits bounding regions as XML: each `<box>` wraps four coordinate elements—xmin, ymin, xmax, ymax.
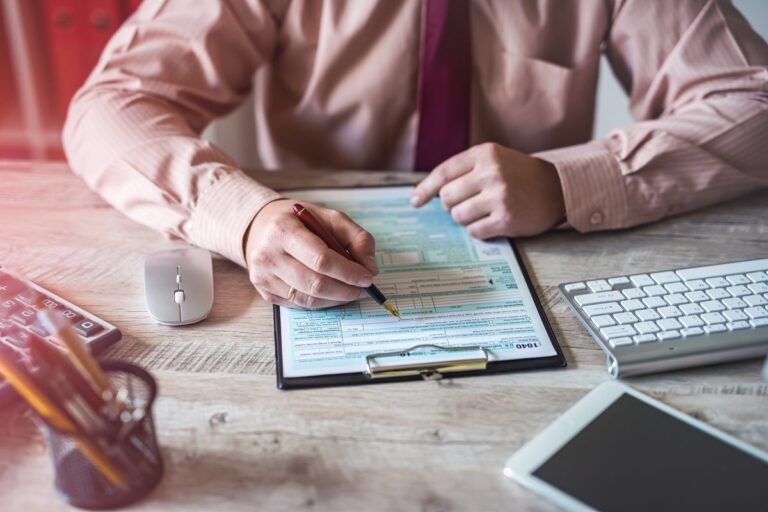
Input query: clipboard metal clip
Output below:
<box><xmin>364</xmin><ymin>344</ymin><xmax>489</xmax><ymax>380</ymax></box>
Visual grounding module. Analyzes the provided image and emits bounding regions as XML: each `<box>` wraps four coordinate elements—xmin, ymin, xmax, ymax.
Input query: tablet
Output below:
<box><xmin>504</xmin><ymin>381</ymin><xmax>768</xmax><ymax>512</ymax></box>
<box><xmin>274</xmin><ymin>186</ymin><xmax>565</xmax><ymax>388</ymax></box>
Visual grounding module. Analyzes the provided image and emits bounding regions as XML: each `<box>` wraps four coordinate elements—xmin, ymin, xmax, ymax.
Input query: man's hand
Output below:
<box><xmin>410</xmin><ymin>143</ymin><xmax>565</xmax><ymax>239</ymax></box>
<box><xmin>245</xmin><ymin>199</ymin><xmax>377</xmax><ymax>309</ymax></box>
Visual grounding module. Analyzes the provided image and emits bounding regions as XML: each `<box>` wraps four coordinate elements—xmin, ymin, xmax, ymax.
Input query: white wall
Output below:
<box><xmin>206</xmin><ymin>1</ymin><xmax>768</xmax><ymax>169</ymax></box>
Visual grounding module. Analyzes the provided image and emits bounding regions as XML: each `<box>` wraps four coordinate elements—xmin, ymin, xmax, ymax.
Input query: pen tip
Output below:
<box><xmin>383</xmin><ymin>301</ymin><xmax>401</xmax><ymax>320</ymax></box>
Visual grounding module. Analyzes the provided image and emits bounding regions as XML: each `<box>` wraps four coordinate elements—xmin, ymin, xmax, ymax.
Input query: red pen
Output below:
<box><xmin>293</xmin><ymin>204</ymin><xmax>400</xmax><ymax>319</ymax></box>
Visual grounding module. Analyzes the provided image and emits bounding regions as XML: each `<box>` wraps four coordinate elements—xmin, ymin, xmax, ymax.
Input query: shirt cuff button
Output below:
<box><xmin>589</xmin><ymin>211</ymin><xmax>603</xmax><ymax>225</ymax></box>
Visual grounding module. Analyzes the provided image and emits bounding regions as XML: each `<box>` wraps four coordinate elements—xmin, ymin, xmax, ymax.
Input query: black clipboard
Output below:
<box><xmin>273</xmin><ymin>186</ymin><xmax>566</xmax><ymax>389</ymax></box>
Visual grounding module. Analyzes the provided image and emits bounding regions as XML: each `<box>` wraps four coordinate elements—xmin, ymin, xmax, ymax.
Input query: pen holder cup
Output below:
<box><xmin>42</xmin><ymin>360</ymin><xmax>164</xmax><ymax>510</ymax></box>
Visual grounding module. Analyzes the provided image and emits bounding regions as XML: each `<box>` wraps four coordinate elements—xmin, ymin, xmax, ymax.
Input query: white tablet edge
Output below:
<box><xmin>502</xmin><ymin>380</ymin><xmax>768</xmax><ymax>512</ymax></box>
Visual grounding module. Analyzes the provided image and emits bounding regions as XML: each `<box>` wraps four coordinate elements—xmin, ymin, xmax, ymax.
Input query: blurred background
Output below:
<box><xmin>0</xmin><ymin>0</ymin><xmax>766</xmax><ymax>166</ymax></box>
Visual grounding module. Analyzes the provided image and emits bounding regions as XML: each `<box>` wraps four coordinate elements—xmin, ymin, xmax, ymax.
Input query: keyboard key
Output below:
<box><xmin>701</xmin><ymin>300</ymin><xmax>725</xmax><ymax>313</ymax></box>
<box><xmin>706</xmin><ymin>288</ymin><xmax>730</xmax><ymax>300</ymax></box>
<box><xmin>726</xmin><ymin>285</ymin><xmax>750</xmax><ymax>297</ymax></box>
<box><xmin>0</xmin><ymin>274</ymin><xmax>25</xmax><ymax>299</ymax></box>
<box><xmin>744</xmin><ymin>306</ymin><xmax>768</xmax><ymax>319</ymax></box>
<box><xmin>622</xmin><ymin>288</ymin><xmax>646</xmax><ymax>299</ymax></box>
<box><xmin>663</xmin><ymin>294</ymin><xmax>688</xmax><ymax>306</ymax></box>
<box><xmin>746</xmin><ymin>271</ymin><xmax>768</xmax><ymax>283</ymax></box>
<box><xmin>73</xmin><ymin>319</ymin><xmax>104</xmax><ymax>337</ymax></box>
<box><xmin>665</xmin><ymin>282</ymin><xmax>689</xmax><ymax>294</ymax></box>
<box><xmin>681</xmin><ymin>327</ymin><xmax>704</xmax><ymax>337</ymax></box>
<box><xmin>651</xmin><ymin>271</ymin><xmax>680</xmax><ymax>284</ymax></box>
<box><xmin>620</xmin><ymin>299</ymin><xmax>644</xmax><ymax>312</ymax></box>
<box><xmin>634</xmin><ymin>334</ymin><xmax>657</xmax><ymax>344</ymax></box>
<box><xmin>726</xmin><ymin>274</ymin><xmax>750</xmax><ymax>285</ymax></box>
<box><xmin>642</xmin><ymin>297</ymin><xmax>667</xmax><ymax>309</ymax></box>
<box><xmin>680</xmin><ymin>303</ymin><xmax>705</xmax><ymax>315</ymax></box>
<box><xmin>705</xmin><ymin>277</ymin><xmax>730</xmax><ymax>288</ymax></box>
<box><xmin>591</xmin><ymin>315</ymin><xmax>615</xmax><ymax>328</ymax></box>
<box><xmin>702</xmin><ymin>312</ymin><xmax>726</xmax><ymax>324</ymax></box>
<box><xmin>643</xmin><ymin>285</ymin><xmax>667</xmax><ymax>297</ymax></box>
<box><xmin>657</xmin><ymin>330</ymin><xmax>681</xmax><ymax>341</ymax></box>
<box><xmin>10</xmin><ymin>307</ymin><xmax>37</xmax><ymax>326</ymax></box>
<box><xmin>601</xmin><ymin>325</ymin><xmax>637</xmax><ymax>339</ymax></box>
<box><xmin>59</xmin><ymin>308</ymin><xmax>84</xmax><ymax>324</ymax></box>
<box><xmin>564</xmin><ymin>282</ymin><xmax>586</xmax><ymax>293</ymax></box>
<box><xmin>575</xmin><ymin>291</ymin><xmax>625</xmax><ymax>306</ymax></box>
<box><xmin>583</xmin><ymin>302</ymin><xmax>624</xmax><ymax>316</ymax></box>
<box><xmin>587</xmin><ymin>280</ymin><xmax>612</xmax><ymax>292</ymax></box>
<box><xmin>727</xmin><ymin>321</ymin><xmax>750</xmax><ymax>331</ymax></box>
<box><xmin>685</xmin><ymin>279</ymin><xmax>709</xmax><ymax>291</ymax></box>
<box><xmin>723</xmin><ymin>309</ymin><xmax>748</xmax><ymax>322</ymax></box>
<box><xmin>608</xmin><ymin>277</ymin><xmax>630</xmax><ymax>286</ymax></box>
<box><xmin>704</xmin><ymin>324</ymin><xmax>726</xmax><ymax>334</ymax></box>
<box><xmin>658</xmin><ymin>306</ymin><xmax>682</xmax><ymax>318</ymax></box>
<box><xmin>635</xmin><ymin>321</ymin><xmax>660</xmax><ymax>334</ymax></box>
<box><xmin>16</xmin><ymin>288</ymin><xmax>46</xmax><ymax>306</ymax></box>
<box><xmin>744</xmin><ymin>295</ymin><xmax>767</xmax><ymax>307</ymax></box>
<box><xmin>684</xmin><ymin>291</ymin><xmax>709</xmax><ymax>303</ymax></box>
<box><xmin>750</xmin><ymin>318</ymin><xmax>768</xmax><ymax>328</ymax></box>
<box><xmin>748</xmin><ymin>282</ymin><xmax>768</xmax><ymax>294</ymax></box>
<box><xmin>630</xmin><ymin>274</ymin><xmax>655</xmax><ymax>287</ymax></box>
<box><xmin>636</xmin><ymin>309</ymin><xmax>661</xmax><ymax>321</ymax></box>
<box><xmin>609</xmin><ymin>337</ymin><xmax>634</xmax><ymax>348</ymax></box>
<box><xmin>722</xmin><ymin>297</ymin><xmax>747</xmax><ymax>309</ymax></box>
<box><xmin>613</xmin><ymin>312</ymin><xmax>638</xmax><ymax>325</ymax></box>
<box><xmin>657</xmin><ymin>318</ymin><xmax>682</xmax><ymax>330</ymax></box>
<box><xmin>680</xmin><ymin>315</ymin><xmax>704</xmax><ymax>328</ymax></box>
<box><xmin>677</xmin><ymin>259</ymin><xmax>768</xmax><ymax>281</ymax></box>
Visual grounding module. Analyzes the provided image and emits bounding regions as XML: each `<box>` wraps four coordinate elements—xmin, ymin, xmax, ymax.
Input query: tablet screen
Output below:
<box><xmin>533</xmin><ymin>393</ymin><xmax>768</xmax><ymax>511</ymax></box>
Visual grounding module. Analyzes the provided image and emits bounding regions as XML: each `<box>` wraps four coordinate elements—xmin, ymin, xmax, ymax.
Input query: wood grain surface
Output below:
<box><xmin>0</xmin><ymin>161</ymin><xmax>766</xmax><ymax>512</ymax></box>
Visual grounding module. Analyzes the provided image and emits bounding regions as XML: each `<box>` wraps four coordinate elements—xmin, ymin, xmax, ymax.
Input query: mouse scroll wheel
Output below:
<box><xmin>174</xmin><ymin>290</ymin><xmax>185</xmax><ymax>304</ymax></box>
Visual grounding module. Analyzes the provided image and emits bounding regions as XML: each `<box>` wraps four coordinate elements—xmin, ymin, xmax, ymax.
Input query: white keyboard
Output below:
<box><xmin>560</xmin><ymin>258</ymin><xmax>768</xmax><ymax>377</ymax></box>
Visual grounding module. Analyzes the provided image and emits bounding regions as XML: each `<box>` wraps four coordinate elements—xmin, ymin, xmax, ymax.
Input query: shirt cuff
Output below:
<box><xmin>188</xmin><ymin>169</ymin><xmax>283</xmax><ymax>267</ymax></box>
<box><xmin>534</xmin><ymin>142</ymin><xmax>628</xmax><ymax>232</ymax></box>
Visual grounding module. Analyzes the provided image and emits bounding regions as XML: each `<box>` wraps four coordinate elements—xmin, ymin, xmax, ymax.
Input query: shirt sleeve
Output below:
<box><xmin>62</xmin><ymin>0</ymin><xmax>285</xmax><ymax>267</ymax></box>
<box><xmin>535</xmin><ymin>0</ymin><xmax>768</xmax><ymax>232</ymax></box>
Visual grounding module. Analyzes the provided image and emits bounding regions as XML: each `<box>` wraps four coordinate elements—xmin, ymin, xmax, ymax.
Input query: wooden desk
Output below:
<box><xmin>0</xmin><ymin>161</ymin><xmax>766</xmax><ymax>511</ymax></box>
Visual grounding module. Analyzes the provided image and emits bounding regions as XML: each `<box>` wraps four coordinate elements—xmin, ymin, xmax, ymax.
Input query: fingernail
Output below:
<box><xmin>358</xmin><ymin>275</ymin><xmax>373</xmax><ymax>287</ymax></box>
<box><xmin>410</xmin><ymin>195</ymin><xmax>421</xmax><ymax>207</ymax></box>
<box><xmin>367</xmin><ymin>256</ymin><xmax>379</xmax><ymax>273</ymax></box>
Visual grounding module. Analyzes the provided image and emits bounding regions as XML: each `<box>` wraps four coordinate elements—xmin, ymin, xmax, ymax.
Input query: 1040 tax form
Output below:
<box><xmin>275</xmin><ymin>186</ymin><xmax>562</xmax><ymax>384</ymax></box>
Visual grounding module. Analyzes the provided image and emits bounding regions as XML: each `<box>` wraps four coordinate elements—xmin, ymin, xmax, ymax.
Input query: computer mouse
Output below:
<box><xmin>144</xmin><ymin>248</ymin><xmax>214</xmax><ymax>326</ymax></box>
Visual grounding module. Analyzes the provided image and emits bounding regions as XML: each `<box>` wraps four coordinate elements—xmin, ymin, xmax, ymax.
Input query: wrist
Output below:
<box><xmin>243</xmin><ymin>197</ymin><xmax>289</xmax><ymax>265</ymax></box>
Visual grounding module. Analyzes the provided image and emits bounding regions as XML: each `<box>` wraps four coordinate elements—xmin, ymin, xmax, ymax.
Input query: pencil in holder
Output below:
<box><xmin>42</xmin><ymin>360</ymin><xmax>164</xmax><ymax>510</ymax></box>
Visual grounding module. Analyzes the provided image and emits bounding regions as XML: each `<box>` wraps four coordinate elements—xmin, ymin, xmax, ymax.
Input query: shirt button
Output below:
<box><xmin>589</xmin><ymin>211</ymin><xmax>603</xmax><ymax>225</ymax></box>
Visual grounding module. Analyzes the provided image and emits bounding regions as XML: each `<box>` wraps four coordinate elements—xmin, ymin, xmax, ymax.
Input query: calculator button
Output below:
<box><xmin>74</xmin><ymin>319</ymin><xmax>104</xmax><ymax>337</ymax></box>
<box><xmin>680</xmin><ymin>316</ymin><xmax>704</xmax><ymax>328</ymax></box>
<box><xmin>582</xmin><ymin>303</ymin><xmax>623</xmax><ymax>316</ymax></box>
<box><xmin>701</xmin><ymin>300</ymin><xmax>725</xmax><ymax>313</ymax></box>
<box><xmin>643</xmin><ymin>285</ymin><xmax>667</xmax><ymax>297</ymax></box>
<box><xmin>575</xmin><ymin>291</ymin><xmax>624</xmax><ymax>306</ymax></box>
<box><xmin>564</xmin><ymin>282</ymin><xmax>586</xmax><ymax>293</ymax></box>
<box><xmin>663</xmin><ymin>294</ymin><xmax>688</xmax><ymax>306</ymax></box>
<box><xmin>59</xmin><ymin>308</ymin><xmax>84</xmax><ymax>324</ymax></box>
<box><xmin>657</xmin><ymin>330</ymin><xmax>681</xmax><ymax>341</ymax></box>
<box><xmin>642</xmin><ymin>296</ymin><xmax>666</xmax><ymax>309</ymax></box>
<box><xmin>28</xmin><ymin>320</ymin><xmax>52</xmax><ymax>337</ymax></box>
<box><xmin>613</xmin><ymin>312</ymin><xmax>638</xmax><ymax>325</ymax></box>
<box><xmin>635</xmin><ymin>321</ymin><xmax>659</xmax><ymax>334</ymax></box>
<box><xmin>744</xmin><ymin>307</ymin><xmax>768</xmax><ymax>319</ymax></box>
<box><xmin>609</xmin><ymin>337</ymin><xmax>634</xmax><ymax>348</ymax></box>
<box><xmin>680</xmin><ymin>303</ymin><xmax>704</xmax><ymax>315</ymax></box>
<box><xmin>2</xmin><ymin>324</ymin><xmax>31</xmax><ymax>349</ymax></box>
<box><xmin>658</xmin><ymin>306</ymin><xmax>682</xmax><ymax>318</ymax></box>
<box><xmin>744</xmin><ymin>295</ymin><xmax>767</xmax><ymax>307</ymax></box>
<box><xmin>622</xmin><ymin>288</ymin><xmax>645</xmax><ymax>299</ymax></box>
<box><xmin>633</xmin><ymin>334</ymin><xmax>657</xmax><ymax>344</ymax></box>
<box><xmin>601</xmin><ymin>325</ymin><xmax>637</xmax><ymax>339</ymax></box>
<box><xmin>608</xmin><ymin>277</ymin><xmax>630</xmax><ymax>286</ymax></box>
<box><xmin>629</xmin><ymin>274</ymin><xmax>654</xmax><ymax>287</ymax></box>
<box><xmin>725</xmin><ymin>274</ymin><xmax>750</xmax><ymax>285</ymax></box>
<box><xmin>684</xmin><ymin>291</ymin><xmax>709</xmax><ymax>302</ymax></box>
<box><xmin>727</xmin><ymin>321</ymin><xmax>750</xmax><ymax>330</ymax></box>
<box><xmin>16</xmin><ymin>288</ymin><xmax>46</xmax><ymax>307</ymax></box>
<box><xmin>591</xmin><ymin>315</ymin><xmax>615</xmax><ymax>328</ymax></box>
<box><xmin>587</xmin><ymin>280</ymin><xmax>612</xmax><ymax>292</ymax></box>
<box><xmin>726</xmin><ymin>285</ymin><xmax>750</xmax><ymax>297</ymax></box>
<box><xmin>664</xmin><ymin>282</ymin><xmax>688</xmax><ymax>294</ymax></box>
<box><xmin>657</xmin><ymin>318</ymin><xmax>682</xmax><ymax>330</ymax></box>
<box><xmin>39</xmin><ymin>297</ymin><xmax>61</xmax><ymax>310</ymax></box>
<box><xmin>636</xmin><ymin>309</ymin><xmax>661</xmax><ymax>321</ymax></box>
<box><xmin>704</xmin><ymin>324</ymin><xmax>727</xmax><ymax>334</ymax></box>
<box><xmin>746</xmin><ymin>271</ymin><xmax>768</xmax><ymax>283</ymax></box>
<box><xmin>705</xmin><ymin>277</ymin><xmax>730</xmax><ymax>288</ymax></box>
<box><xmin>681</xmin><ymin>327</ymin><xmax>704</xmax><ymax>337</ymax></box>
<box><xmin>685</xmin><ymin>279</ymin><xmax>709</xmax><ymax>291</ymax></box>
<box><xmin>10</xmin><ymin>307</ymin><xmax>37</xmax><ymax>326</ymax></box>
<box><xmin>702</xmin><ymin>312</ymin><xmax>726</xmax><ymax>324</ymax></box>
<box><xmin>0</xmin><ymin>274</ymin><xmax>25</xmax><ymax>299</ymax></box>
<box><xmin>651</xmin><ymin>272</ymin><xmax>680</xmax><ymax>284</ymax></box>
<box><xmin>620</xmin><ymin>299</ymin><xmax>644</xmax><ymax>312</ymax></box>
<box><xmin>0</xmin><ymin>298</ymin><xmax>21</xmax><ymax>316</ymax></box>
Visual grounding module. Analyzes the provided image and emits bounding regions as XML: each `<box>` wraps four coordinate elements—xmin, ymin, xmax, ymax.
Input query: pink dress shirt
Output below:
<box><xmin>63</xmin><ymin>0</ymin><xmax>768</xmax><ymax>268</ymax></box>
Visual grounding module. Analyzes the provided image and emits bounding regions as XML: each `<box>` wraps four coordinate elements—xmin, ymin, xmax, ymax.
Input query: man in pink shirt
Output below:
<box><xmin>64</xmin><ymin>0</ymin><xmax>768</xmax><ymax>310</ymax></box>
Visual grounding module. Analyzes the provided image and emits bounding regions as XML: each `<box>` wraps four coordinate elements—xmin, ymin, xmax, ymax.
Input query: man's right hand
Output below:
<box><xmin>244</xmin><ymin>199</ymin><xmax>378</xmax><ymax>310</ymax></box>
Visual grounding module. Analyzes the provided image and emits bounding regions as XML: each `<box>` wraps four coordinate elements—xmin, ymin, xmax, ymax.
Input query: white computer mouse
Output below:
<box><xmin>144</xmin><ymin>248</ymin><xmax>214</xmax><ymax>326</ymax></box>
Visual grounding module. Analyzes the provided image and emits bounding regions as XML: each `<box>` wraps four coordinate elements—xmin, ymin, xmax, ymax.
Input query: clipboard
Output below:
<box><xmin>273</xmin><ymin>186</ymin><xmax>566</xmax><ymax>389</ymax></box>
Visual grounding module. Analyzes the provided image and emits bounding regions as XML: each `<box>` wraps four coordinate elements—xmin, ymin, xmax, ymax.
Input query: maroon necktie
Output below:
<box><xmin>414</xmin><ymin>0</ymin><xmax>472</xmax><ymax>172</ymax></box>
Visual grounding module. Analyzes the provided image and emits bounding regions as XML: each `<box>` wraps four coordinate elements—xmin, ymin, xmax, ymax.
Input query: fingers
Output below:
<box><xmin>438</xmin><ymin>170</ymin><xmax>484</xmax><ymax>211</ymax></box>
<box><xmin>273</xmin><ymin>254</ymin><xmax>362</xmax><ymax>304</ymax></box>
<box><xmin>411</xmin><ymin>147</ymin><xmax>478</xmax><ymax>207</ymax></box>
<box><xmin>449</xmin><ymin>191</ymin><xmax>493</xmax><ymax>226</ymax></box>
<box><xmin>258</xmin><ymin>278</ymin><xmax>348</xmax><ymax>310</ymax></box>
<box><xmin>466</xmin><ymin>212</ymin><xmax>509</xmax><ymax>240</ymax></box>
<box><xmin>283</xmin><ymin>217</ymin><xmax>374</xmax><ymax>288</ymax></box>
<box><xmin>320</xmin><ymin>208</ymin><xmax>378</xmax><ymax>274</ymax></box>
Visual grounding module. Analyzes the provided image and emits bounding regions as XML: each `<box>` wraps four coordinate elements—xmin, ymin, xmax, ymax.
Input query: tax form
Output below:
<box><xmin>278</xmin><ymin>186</ymin><xmax>558</xmax><ymax>379</ymax></box>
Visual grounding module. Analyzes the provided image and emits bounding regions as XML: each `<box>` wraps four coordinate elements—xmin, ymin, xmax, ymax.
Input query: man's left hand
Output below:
<box><xmin>410</xmin><ymin>143</ymin><xmax>566</xmax><ymax>239</ymax></box>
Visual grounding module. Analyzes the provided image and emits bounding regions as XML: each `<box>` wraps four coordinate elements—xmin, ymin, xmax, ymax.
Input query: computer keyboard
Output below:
<box><xmin>0</xmin><ymin>266</ymin><xmax>121</xmax><ymax>406</ymax></box>
<box><xmin>560</xmin><ymin>258</ymin><xmax>768</xmax><ymax>377</ymax></box>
